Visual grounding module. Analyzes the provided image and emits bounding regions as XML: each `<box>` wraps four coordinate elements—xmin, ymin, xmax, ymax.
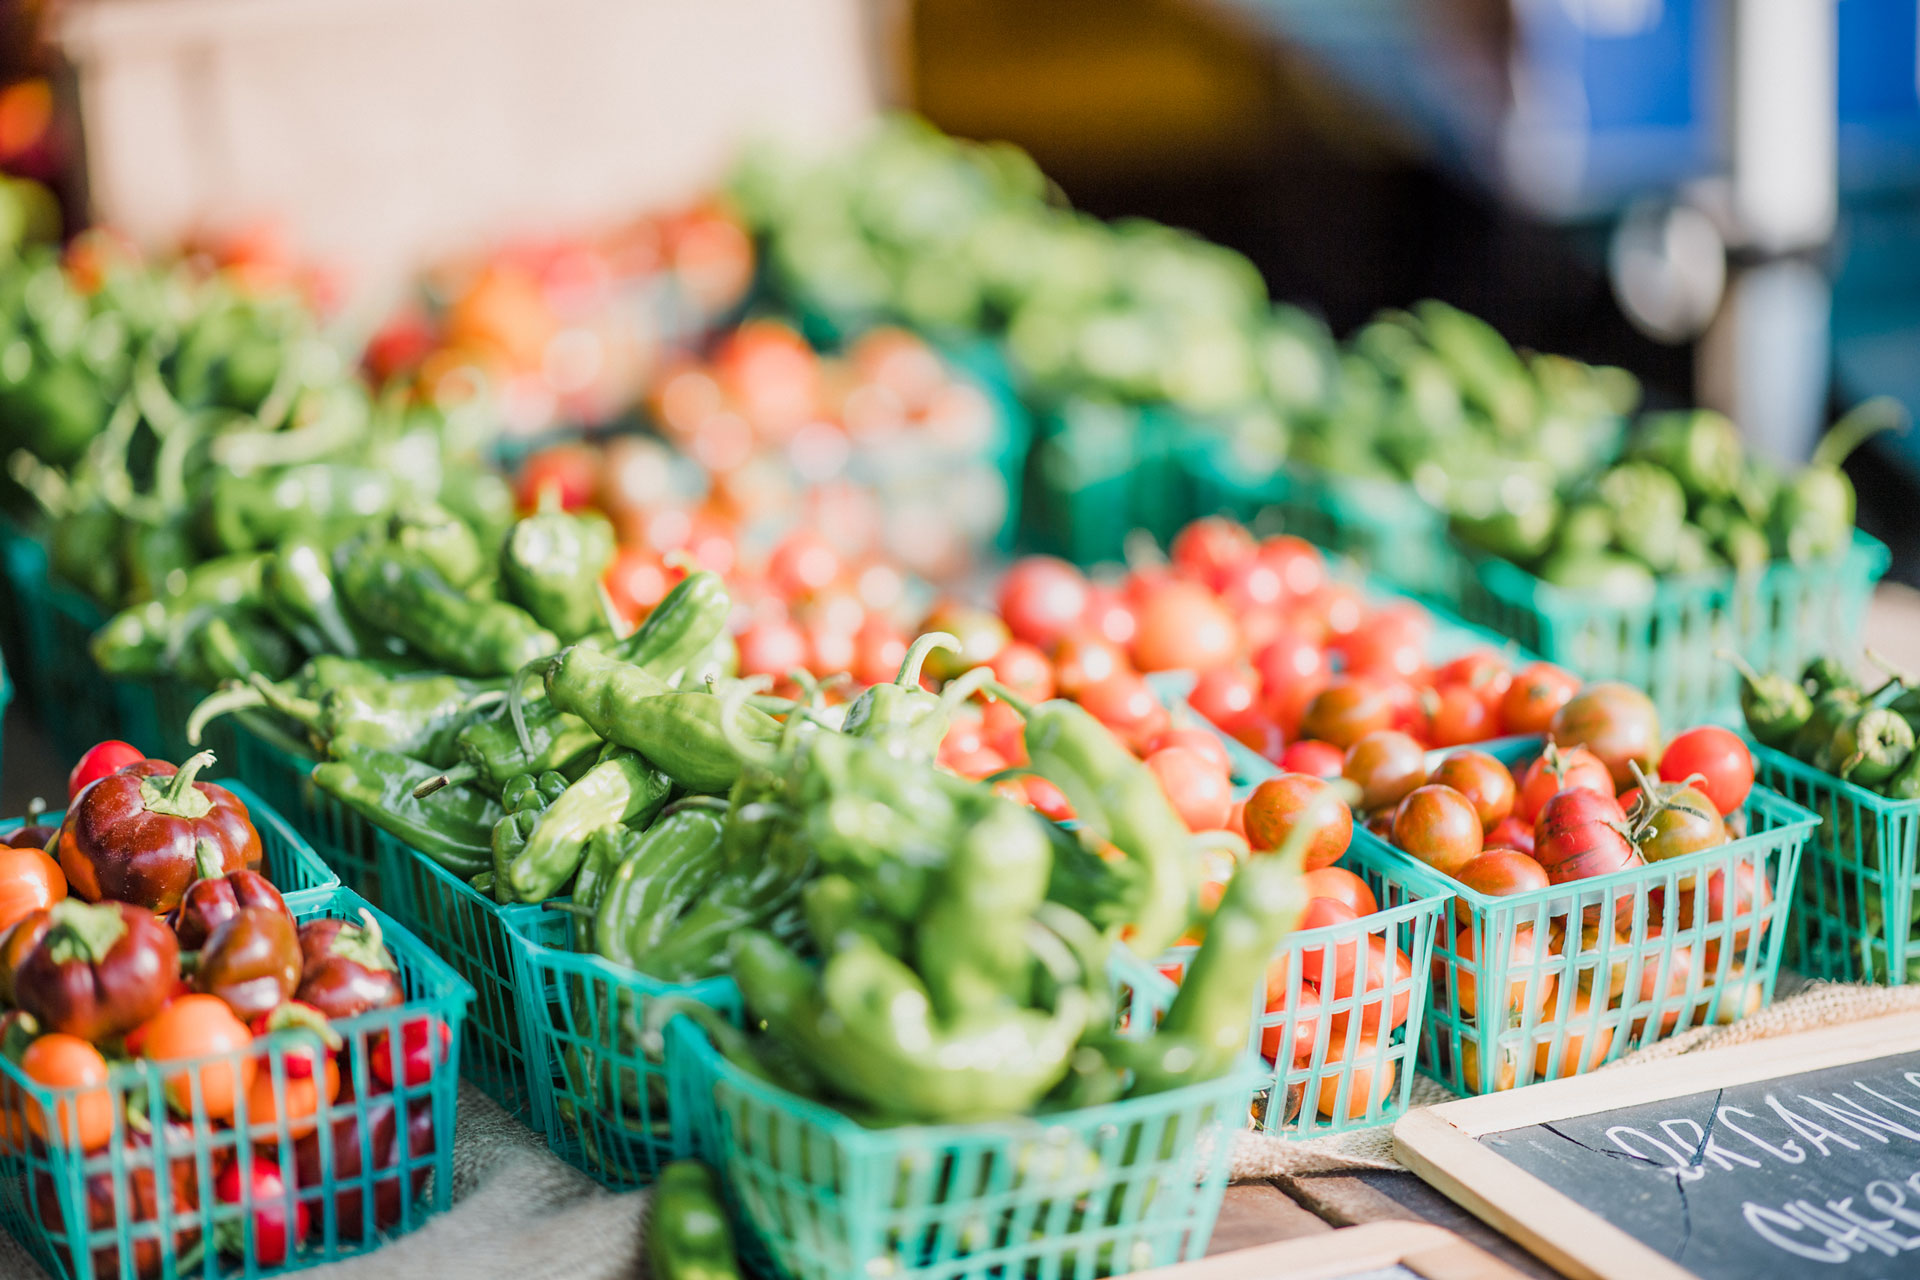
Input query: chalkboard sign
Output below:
<box><xmin>1139</xmin><ymin>1221</ymin><xmax>1529</xmax><ymax>1280</ymax></box>
<box><xmin>1393</xmin><ymin>1014</ymin><xmax>1920</xmax><ymax>1280</ymax></box>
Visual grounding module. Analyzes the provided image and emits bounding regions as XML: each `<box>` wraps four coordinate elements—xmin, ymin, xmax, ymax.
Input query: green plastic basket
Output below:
<box><xmin>1022</xmin><ymin>401</ymin><xmax>1217</xmax><ymax>567</ymax></box>
<box><xmin>664</xmin><ymin>1008</ymin><xmax>1259</xmax><ymax>1280</ymax></box>
<box><xmin>226</xmin><ymin>723</ymin><xmax>387</xmax><ymax>909</ymax></box>
<box><xmin>1155</xmin><ymin>835</ymin><xmax>1449</xmax><ymax>1138</ymax></box>
<box><xmin>1365</xmin><ymin>736</ymin><xmax>1817</xmax><ymax>1095</ymax></box>
<box><xmin>2</xmin><ymin>778</ymin><xmax>340</xmax><ymax>900</ymax></box>
<box><xmin>1454</xmin><ymin>531</ymin><xmax>1889</xmax><ymax>728</ymax></box>
<box><xmin>371</xmin><ymin>839</ymin><xmax>562</xmax><ymax>1131</ymax></box>
<box><xmin>1751</xmin><ymin>742</ymin><xmax>1920</xmax><ymax>985</ymax></box>
<box><xmin>0</xmin><ymin>886</ymin><xmax>473</xmax><ymax>1280</ymax></box>
<box><xmin>1181</xmin><ymin>449</ymin><xmax>1460</xmax><ymax>602</ymax></box>
<box><xmin>504</xmin><ymin>907</ymin><xmax>743</xmax><ymax>1186</ymax></box>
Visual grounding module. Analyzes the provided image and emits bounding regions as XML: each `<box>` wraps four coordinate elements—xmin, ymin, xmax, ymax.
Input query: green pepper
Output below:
<box><xmin>455</xmin><ymin>696</ymin><xmax>602</xmax><ymax>792</ymax></box>
<box><xmin>1771</xmin><ymin>398</ymin><xmax>1902</xmax><ymax>565</ymax></box>
<box><xmin>1597</xmin><ymin>461</ymin><xmax>1687</xmax><ymax>571</ymax></box>
<box><xmin>648</xmin><ymin>1162</ymin><xmax>741</xmax><ymax>1280</ymax></box>
<box><xmin>201</xmin><ymin>464</ymin><xmax>395</xmax><ymax>555</ymax></box>
<box><xmin>914</xmin><ymin>794</ymin><xmax>1050</xmax><ymax>1020</ymax></box>
<box><xmin>801</xmin><ymin>873</ymin><xmax>907</xmax><ymax>957</ymax></box>
<box><xmin>261</xmin><ymin>537</ymin><xmax>399</xmax><ymax>660</ymax></box>
<box><xmin>610</xmin><ymin>569</ymin><xmax>732</xmax><ymax>677</ymax></box>
<box><xmin>488</xmin><ymin>771</ymin><xmax>570</xmax><ymax>904</ymax></box>
<box><xmin>186</xmin><ymin>662</ymin><xmax>495</xmax><ymax>765</ymax></box>
<box><xmin>1627</xmin><ymin>410</ymin><xmax>1743</xmax><ymax>503</ymax></box>
<box><xmin>1535</xmin><ymin>551</ymin><xmax>1657</xmax><ymax>604</ymax></box>
<box><xmin>546</xmin><ymin>651</ymin><xmax>780</xmax><ymax>794</ymax></box>
<box><xmin>339</xmin><ymin>539</ymin><xmax>558</xmax><ymax>677</ymax></box>
<box><xmin>1796</xmin><ymin>687</ymin><xmax>1864</xmax><ymax>771</ymax></box>
<box><xmin>1722</xmin><ymin>651</ymin><xmax>1813</xmax><ymax>748</ymax></box>
<box><xmin>310</xmin><ymin>741</ymin><xmax>502</xmax><ymax>878</ymax></box>
<box><xmin>119</xmin><ymin>518</ymin><xmax>196</xmax><ymax>604</ymax></box>
<box><xmin>995</xmin><ymin>688</ymin><xmax>1194</xmax><ymax>957</ymax></box>
<box><xmin>1882</xmin><ymin>745</ymin><xmax>1920</xmax><ymax>800</ymax></box>
<box><xmin>392</xmin><ymin>502</ymin><xmax>490</xmax><ymax>592</ymax></box>
<box><xmin>592</xmin><ymin>806</ymin><xmax>728</xmax><ymax>972</ymax></box>
<box><xmin>1834</xmin><ymin>708</ymin><xmax>1915</xmax><ymax>785</ymax></box>
<box><xmin>500</xmin><ymin>749</ymin><xmax>672</xmax><ymax>903</ymax></box>
<box><xmin>501</xmin><ymin>492</ymin><xmax>616</xmax><ymax>642</ymax></box>
<box><xmin>839</xmin><ymin>631</ymin><xmax>961</xmax><ymax>760</ymax></box>
<box><xmin>1803</xmin><ymin>656</ymin><xmax>1859</xmax><ymax>697</ymax></box>
<box><xmin>190</xmin><ymin>612</ymin><xmax>297</xmax><ymax>684</ymax></box>
<box><xmin>91</xmin><ymin>553</ymin><xmax>272</xmax><ymax>678</ymax></box>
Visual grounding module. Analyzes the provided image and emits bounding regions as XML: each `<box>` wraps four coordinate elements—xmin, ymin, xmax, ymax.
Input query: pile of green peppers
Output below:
<box><xmin>1734</xmin><ymin>652</ymin><xmax>1920</xmax><ymax>798</ymax></box>
<box><xmin>1455</xmin><ymin>400</ymin><xmax>1901</xmax><ymax>600</ymax></box>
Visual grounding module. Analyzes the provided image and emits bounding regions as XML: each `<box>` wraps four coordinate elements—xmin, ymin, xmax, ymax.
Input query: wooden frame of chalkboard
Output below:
<box><xmin>1139</xmin><ymin>1220</ymin><xmax>1531</xmax><ymax>1280</ymax></box>
<box><xmin>1391</xmin><ymin>1013</ymin><xmax>1920</xmax><ymax>1280</ymax></box>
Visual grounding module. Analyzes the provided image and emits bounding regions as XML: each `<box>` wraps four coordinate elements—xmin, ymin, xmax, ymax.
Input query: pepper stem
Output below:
<box><xmin>1714</xmin><ymin>647</ymin><xmax>1766</xmax><ymax>687</ymax></box>
<box><xmin>413</xmin><ymin>764</ymin><xmax>478</xmax><ymax>800</ymax></box>
<box><xmin>246</xmin><ymin>673</ymin><xmax>324</xmax><ymax>730</ymax></box>
<box><xmin>192</xmin><ymin>839</ymin><xmax>226</xmax><ymax>884</ymax></box>
<box><xmin>975</xmin><ymin>680</ymin><xmax>1033</xmax><ymax>718</ymax></box>
<box><xmin>186</xmin><ymin>683</ymin><xmax>268</xmax><ymax>747</ymax></box>
<box><xmin>328</xmin><ymin>908</ymin><xmax>396</xmax><ymax>973</ymax></box>
<box><xmin>895</xmin><ymin>632</ymin><xmax>959</xmax><ymax>688</ymax></box>
<box><xmin>1814</xmin><ymin>397</ymin><xmax>1906</xmax><ymax>470</ymax></box>
<box><xmin>139</xmin><ymin>751</ymin><xmax>217</xmax><ymax>820</ymax></box>
<box><xmin>935</xmin><ymin>666</ymin><xmax>996</xmax><ymax>714</ymax></box>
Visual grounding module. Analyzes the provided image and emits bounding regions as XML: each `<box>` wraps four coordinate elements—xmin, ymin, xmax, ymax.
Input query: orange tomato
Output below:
<box><xmin>22</xmin><ymin>1033</ymin><xmax>114</xmax><ymax>1150</ymax></box>
<box><xmin>0</xmin><ymin>845</ymin><xmax>64</xmax><ymax>934</ymax></box>
<box><xmin>1261</xmin><ymin>985</ymin><xmax>1324</xmax><ymax>1066</ymax></box>
<box><xmin>1533</xmin><ymin>993</ymin><xmax>1616</xmax><ymax>1080</ymax></box>
<box><xmin>1449</xmin><ymin>925</ymin><xmax>1557</xmax><ymax>1022</ymax></box>
<box><xmin>1300</xmin><ymin>867</ymin><xmax>1378</xmax><ymax>918</ymax></box>
<box><xmin>1317</xmin><ymin>1036</ymin><xmax>1397</xmax><ymax>1120</ymax></box>
<box><xmin>140</xmin><ymin>995</ymin><xmax>256</xmax><ymax>1121</ymax></box>
<box><xmin>1459</xmin><ymin>1037</ymin><xmax>1520</xmax><ymax>1094</ymax></box>
<box><xmin>246</xmin><ymin>1054</ymin><xmax>340</xmax><ymax>1142</ymax></box>
<box><xmin>1295</xmin><ymin>898</ymin><xmax>1362</xmax><ymax>989</ymax></box>
<box><xmin>1328</xmin><ymin>938</ymin><xmax>1413</xmax><ymax>1036</ymax></box>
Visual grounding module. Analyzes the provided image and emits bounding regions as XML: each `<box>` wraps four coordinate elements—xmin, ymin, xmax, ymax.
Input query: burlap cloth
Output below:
<box><xmin>4</xmin><ymin>978</ymin><xmax>1917</xmax><ymax>1278</ymax></box>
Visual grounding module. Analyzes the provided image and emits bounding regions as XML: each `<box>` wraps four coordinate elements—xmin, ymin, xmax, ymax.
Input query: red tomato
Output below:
<box><xmin>601</xmin><ymin>546</ymin><xmax>674</xmax><ymax>628</ymax></box>
<box><xmin>1515</xmin><ymin>746</ymin><xmax>1615</xmax><ymax>825</ymax></box>
<box><xmin>1449</xmin><ymin>924</ymin><xmax>1557</xmax><ymax>1021</ymax></box>
<box><xmin>515</xmin><ymin>445</ymin><xmax>598</xmax><ymax>512</ymax></box>
<box><xmin>1252</xmin><ymin>634</ymin><xmax>1331</xmax><ymax>724</ymax></box>
<box><xmin>1425</xmin><ymin>684</ymin><xmax>1496</xmax><ymax>747</ymax></box>
<box><xmin>940</xmin><ymin>704</ymin><xmax>986</xmax><ymax>759</ymax></box>
<box><xmin>1131</xmin><ymin>581</ymin><xmax>1239</xmax><ymax>673</ymax></box>
<box><xmin>1216</xmin><ymin>557</ymin><xmax>1287</xmax><ymax>613</ymax></box>
<box><xmin>1658</xmin><ymin>726</ymin><xmax>1754</xmax><ymax>816</ymax></box>
<box><xmin>1279</xmin><ymin>740</ymin><xmax>1345</xmax><ymax>779</ymax></box>
<box><xmin>1296</xmin><ymin>898</ymin><xmax>1362</xmax><ymax>989</ymax></box>
<box><xmin>943</xmin><ymin>745</ymin><xmax>1007</xmax><ymax>781</ymax></box>
<box><xmin>1318</xmin><ymin>1038</ymin><xmax>1396</xmax><ymax>1120</ymax></box>
<box><xmin>736</xmin><ymin>617</ymin><xmax>808</xmax><ymax>680</ymax></box>
<box><xmin>1549</xmin><ymin>683</ymin><xmax>1662</xmax><ymax>790</ymax></box>
<box><xmin>1435</xmin><ymin>651</ymin><xmax>1514</xmax><ymax>707</ymax></box>
<box><xmin>1428</xmin><ymin>750</ymin><xmax>1517</xmax><ymax>832</ymax></box>
<box><xmin>1019</xmin><ymin>775</ymin><xmax>1073</xmax><ymax>822</ymax></box>
<box><xmin>997</xmin><ymin>557</ymin><xmax>1090</xmax><ymax>651</ymax></box>
<box><xmin>1145</xmin><ymin>748</ymin><xmax>1234</xmax><ymax>832</ymax></box>
<box><xmin>1534</xmin><ymin>993</ymin><xmax>1615</xmax><ymax>1079</ymax></box>
<box><xmin>987</xmin><ymin>642</ymin><xmax>1056</xmax><ymax>704</ymax></box>
<box><xmin>1337</xmin><ymin>607</ymin><xmax>1428</xmax><ymax>680</ymax></box>
<box><xmin>1257</xmin><ymin>536</ymin><xmax>1328</xmax><ymax>601</ymax></box>
<box><xmin>1453</xmin><ymin>850</ymin><xmax>1550</xmax><ymax>923</ymax></box>
<box><xmin>1187</xmin><ymin>665</ymin><xmax>1260</xmax><ymax>728</ymax></box>
<box><xmin>850</xmin><ymin>617</ymin><xmax>909</xmax><ymax>686</ymax></box>
<box><xmin>1228</xmin><ymin>716</ymin><xmax>1287</xmax><ymax>764</ymax></box>
<box><xmin>1079</xmin><ymin>584</ymin><xmax>1139</xmax><ymax>648</ymax></box>
<box><xmin>1391</xmin><ymin>786</ymin><xmax>1484</xmax><ymax>876</ymax></box>
<box><xmin>1328</xmin><ymin>938</ymin><xmax>1413</xmax><ymax>1035</ymax></box>
<box><xmin>1678</xmin><ymin>861</ymin><xmax>1773</xmax><ymax>969</ymax></box>
<box><xmin>1226</xmin><ymin>798</ymin><xmax>1247</xmax><ymax>839</ymax></box>
<box><xmin>1052</xmin><ymin>632</ymin><xmax>1129</xmax><ymax>697</ymax></box>
<box><xmin>1533</xmin><ymin>789</ymin><xmax>1640</xmax><ymax>884</ymax></box>
<box><xmin>1243</xmin><ymin>775</ymin><xmax>1354</xmax><ymax>869</ymax></box>
<box><xmin>1299</xmin><ymin>679</ymin><xmax>1395</xmax><ymax>749</ymax></box>
<box><xmin>1487</xmin><ymin>814</ymin><xmax>1535</xmax><ymax>856</ymax></box>
<box><xmin>1499</xmin><ymin>662</ymin><xmax>1581</xmax><ymax>736</ymax></box>
<box><xmin>1076</xmin><ymin>671</ymin><xmax>1169</xmax><ymax>751</ymax></box>
<box><xmin>1260</xmin><ymin>984</ymin><xmax>1324</xmax><ymax>1066</ymax></box>
<box><xmin>1170</xmin><ymin>517</ymin><xmax>1257</xmax><ymax>591</ymax></box>
<box><xmin>979</xmin><ymin>699</ymin><xmax>1028</xmax><ymax>766</ymax></box>
<box><xmin>67</xmin><ymin>741</ymin><xmax>145</xmax><ymax>802</ymax></box>
<box><xmin>802</xmin><ymin>621</ymin><xmax>856</xmax><ymax>677</ymax></box>
<box><xmin>766</xmin><ymin>530</ymin><xmax>842</xmax><ymax>599</ymax></box>
<box><xmin>1342</xmin><ymin>730</ymin><xmax>1428</xmax><ymax>812</ymax></box>
<box><xmin>1148</xmin><ymin>728</ymin><xmax>1233</xmax><ymax>778</ymax></box>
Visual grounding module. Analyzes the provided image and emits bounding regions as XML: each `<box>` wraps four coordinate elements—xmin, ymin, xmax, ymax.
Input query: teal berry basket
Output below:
<box><xmin>1155</xmin><ymin>836</ymin><xmax>1450</xmax><ymax>1139</ymax></box>
<box><xmin>1021</xmin><ymin>400</ymin><xmax>1218</xmax><ymax>567</ymax></box>
<box><xmin>2</xmin><ymin>777</ymin><xmax>339</xmax><ymax>899</ymax></box>
<box><xmin>1181</xmin><ymin>449</ymin><xmax>1461</xmax><ymax>604</ymax></box>
<box><xmin>1363</xmin><ymin>736</ymin><xmax>1817</xmax><ymax>1096</ymax></box>
<box><xmin>1452</xmin><ymin>531</ymin><xmax>1888</xmax><ymax>729</ymax></box>
<box><xmin>225</xmin><ymin>721</ymin><xmax>388</xmax><ymax>910</ymax></box>
<box><xmin>0</xmin><ymin>886</ymin><xmax>473</xmax><ymax>1280</ymax></box>
<box><xmin>503</xmin><ymin>907</ymin><xmax>743</xmax><ymax>1188</ymax></box>
<box><xmin>370</xmin><ymin>838</ymin><xmax>560</xmax><ymax>1131</ymax></box>
<box><xmin>663</xmin><ymin>1016</ymin><xmax>1260</xmax><ymax>1280</ymax></box>
<box><xmin>1750</xmin><ymin>742</ymin><xmax>1920</xmax><ymax>985</ymax></box>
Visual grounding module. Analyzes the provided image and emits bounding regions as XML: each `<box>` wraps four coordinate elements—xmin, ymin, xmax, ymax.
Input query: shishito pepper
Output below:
<box><xmin>311</xmin><ymin>742</ymin><xmax>501</xmax><ymax>879</ymax></box>
<box><xmin>913</xmin><ymin>794</ymin><xmax>1050</xmax><ymax>1020</ymax></box>
<box><xmin>1834</xmin><ymin>708</ymin><xmax>1915</xmax><ymax>785</ymax></box>
<box><xmin>57</xmin><ymin>751</ymin><xmax>263</xmax><ymax>914</ymax></box>
<box><xmin>90</xmin><ymin>553</ymin><xmax>273</xmax><ymax>678</ymax></box>
<box><xmin>339</xmin><ymin>537</ymin><xmax>558</xmax><ymax>678</ymax></box>
<box><xmin>501</xmin><ymin>492</ymin><xmax>616</xmax><ymax>642</ymax></box>
<box><xmin>1723</xmin><ymin>650</ymin><xmax>1813</xmax><ymax>748</ymax></box>
<box><xmin>1772</xmin><ymin>398</ymin><xmax>1902</xmax><ymax>565</ymax></box>
<box><xmin>649</xmin><ymin>1162</ymin><xmax>742</xmax><ymax>1280</ymax></box>
<box><xmin>188</xmin><ymin>662</ymin><xmax>500</xmax><ymax>767</ymax></box>
<box><xmin>840</xmin><ymin>631</ymin><xmax>957</xmax><ymax>759</ymax></box>
<box><xmin>201</xmin><ymin>463</ymin><xmax>396</xmax><ymax>555</ymax></box>
<box><xmin>591</xmin><ymin>806</ymin><xmax>728</xmax><ymax>973</ymax></box>
<box><xmin>498</xmin><ymin>751</ymin><xmax>671</xmax><ymax>904</ymax></box>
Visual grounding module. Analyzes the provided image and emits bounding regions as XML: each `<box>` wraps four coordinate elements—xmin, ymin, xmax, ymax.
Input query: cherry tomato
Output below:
<box><xmin>1170</xmin><ymin>517</ymin><xmax>1257</xmax><ymax>591</ymax></box>
<box><xmin>1145</xmin><ymin>748</ymin><xmax>1234</xmax><ymax>832</ymax></box>
<box><xmin>850</xmin><ymin>617</ymin><xmax>909</xmax><ymax>687</ymax></box>
<box><xmin>1428</xmin><ymin>749</ymin><xmax>1517</xmax><ymax>833</ymax></box>
<box><xmin>1299</xmin><ymin>679</ymin><xmax>1395</xmax><ymax>749</ymax></box>
<box><xmin>1131</xmin><ymin>581</ymin><xmax>1239</xmax><ymax>673</ymax></box>
<box><xmin>1257</xmin><ymin>535</ymin><xmax>1328</xmax><ymax>601</ymax></box>
<box><xmin>1317</xmin><ymin>1036</ymin><xmax>1396</xmax><ymax>1120</ymax></box>
<box><xmin>1460</xmin><ymin>1038</ymin><xmax>1520</xmax><ymax>1094</ymax></box>
<box><xmin>979</xmin><ymin>698</ymin><xmax>1028</xmax><ymax>766</ymax></box>
<box><xmin>1425</xmin><ymin>684</ymin><xmax>1496</xmax><ymax>747</ymax></box>
<box><xmin>1627</xmin><ymin>942</ymin><xmax>1698</xmax><ymax>1039</ymax></box>
<box><xmin>1279</xmin><ymin>740</ymin><xmax>1345</xmax><ymax>779</ymax></box>
<box><xmin>1252</xmin><ymin>633</ymin><xmax>1331</xmax><ymax>726</ymax></box>
<box><xmin>1678</xmin><ymin>861</ymin><xmax>1773</xmax><ymax>970</ymax></box>
<box><xmin>1228</xmin><ymin>716</ymin><xmax>1287</xmax><ymax>765</ymax></box>
<box><xmin>1217</xmin><ymin>557</ymin><xmax>1286</xmax><ymax>614</ymax></box>
<box><xmin>1296</xmin><ymin>897</ymin><xmax>1361</xmax><ymax>989</ymax></box>
<box><xmin>1452</xmin><ymin>850</ymin><xmax>1550</xmax><ymax>924</ymax></box>
<box><xmin>67</xmin><ymin>740</ymin><xmax>145</xmax><ymax>802</ymax></box>
<box><xmin>1301</xmin><ymin>866</ymin><xmax>1378</xmax><ymax>918</ymax></box>
<box><xmin>1532</xmin><ymin>789</ymin><xmax>1640</xmax><ymax>884</ymax></box>
<box><xmin>514</xmin><ymin>444</ymin><xmax>597</xmax><ymax>512</ymax></box>
<box><xmin>997</xmin><ymin>556</ymin><xmax>1090</xmax><ymax>651</ymax></box>
<box><xmin>141</xmin><ymin>994</ymin><xmax>256</xmax><ymax>1121</ymax></box>
<box><xmin>766</xmin><ymin>529</ymin><xmax>842</xmax><ymax>599</ymax></box>
<box><xmin>1449</xmin><ymin>924</ymin><xmax>1557</xmax><ymax>1021</ymax></box>
<box><xmin>1337</xmin><ymin>606</ymin><xmax>1428</xmax><ymax>680</ymax></box>
<box><xmin>1019</xmin><ymin>774</ymin><xmax>1074</xmax><ymax>822</ymax></box>
<box><xmin>1328</xmin><ymin>938</ymin><xmax>1413</xmax><ymax>1035</ymax></box>
<box><xmin>1052</xmin><ymin>632</ymin><xmax>1129</xmax><ymax>698</ymax></box>
<box><xmin>1148</xmin><ymin>728</ymin><xmax>1233</xmax><ymax>778</ymax></box>
<box><xmin>1188</xmin><ymin>665</ymin><xmax>1260</xmax><ymax>729</ymax></box>
<box><xmin>1499</xmin><ymin>662</ymin><xmax>1581</xmax><ymax>736</ymax></box>
<box><xmin>1391</xmin><ymin>786</ymin><xmax>1484</xmax><ymax>876</ymax></box>
<box><xmin>601</xmin><ymin>546</ymin><xmax>674</xmax><ymax>627</ymax></box>
<box><xmin>22</xmin><ymin>1034</ymin><xmax>114</xmax><ymax>1150</ymax></box>
<box><xmin>247</xmin><ymin>1053</ymin><xmax>341</xmax><ymax>1141</ymax></box>
<box><xmin>736</xmin><ymin>617</ymin><xmax>808</xmax><ymax>680</ymax></box>
<box><xmin>371</xmin><ymin>1016</ymin><xmax>452</xmax><ymax>1091</ymax></box>
<box><xmin>1435</xmin><ymin>651</ymin><xmax>1513</xmax><ymax>708</ymax></box>
<box><xmin>1515</xmin><ymin>745</ymin><xmax>1614</xmax><ymax>825</ymax></box>
<box><xmin>943</xmin><ymin>744</ymin><xmax>1008</xmax><ymax>781</ymax></box>
<box><xmin>1260</xmin><ymin>984</ymin><xmax>1323</xmax><ymax>1066</ymax></box>
<box><xmin>1658</xmin><ymin>726</ymin><xmax>1754</xmax><ymax>816</ymax></box>
<box><xmin>987</xmin><ymin>641</ymin><xmax>1056</xmax><ymax>705</ymax></box>
<box><xmin>1549</xmin><ymin>682</ymin><xmax>1661</xmax><ymax>790</ymax></box>
<box><xmin>1533</xmin><ymin>992</ymin><xmax>1615</xmax><ymax>1080</ymax></box>
<box><xmin>1076</xmin><ymin>671</ymin><xmax>1169</xmax><ymax>752</ymax></box>
<box><xmin>1342</xmin><ymin>730</ymin><xmax>1428</xmax><ymax>812</ymax></box>
<box><xmin>1079</xmin><ymin>584</ymin><xmax>1139</xmax><ymax>648</ymax></box>
<box><xmin>1243</xmin><ymin>775</ymin><xmax>1353</xmax><ymax>869</ymax></box>
<box><xmin>215</xmin><ymin>1154</ymin><xmax>307</xmax><ymax>1268</ymax></box>
<box><xmin>1487</xmin><ymin>814</ymin><xmax>1535</xmax><ymax>856</ymax></box>
<box><xmin>1635</xmin><ymin>785</ymin><xmax>1727</xmax><ymax>862</ymax></box>
<box><xmin>0</xmin><ymin>844</ymin><xmax>64</xmax><ymax>935</ymax></box>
